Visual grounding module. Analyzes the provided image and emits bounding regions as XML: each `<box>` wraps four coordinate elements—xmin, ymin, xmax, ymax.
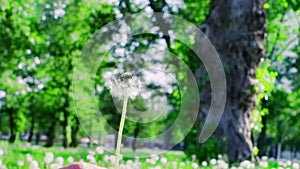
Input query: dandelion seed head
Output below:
<box><xmin>108</xmin><ymin>72</ymin><xmax>141</xmax><ymax>99</ymax></box>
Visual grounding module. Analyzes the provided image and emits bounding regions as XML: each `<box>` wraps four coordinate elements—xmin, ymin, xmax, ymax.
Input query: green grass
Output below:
<box><xmin>1</xmin><ymin>141</ymin><xmax>299</xmax><ymax>169</ymax></box>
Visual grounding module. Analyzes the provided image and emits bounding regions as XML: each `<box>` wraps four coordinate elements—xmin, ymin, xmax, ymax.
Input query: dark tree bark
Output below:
<box><xmin>8</xmin><ymin>108</ymin><xmax>16</xmax><ymax>143</ymax></box>
<box><xmin>45</xmin><ymin>120</ymin><xmax>56</xmax><ymax>147</ymax></box>
<box><xmin>196</xmin><ymin>0</ymin><xmax>266</xmax><ymax>162</ymax></box>
<box><xmin>35</xmin><ymin>131</ymin><xmax>41</xmax><ymax>145</ymax></box>
<box><xmin>257</xmin><ymin>114</ymin><xmax>267</xmax><ymax>157</ymax></box>
<box><xmin>27</xmin><ymin>115</ymin><xmax>35</xmax><ymax>143</ymax></box>
<box><xmin>257</xmin><ymin>98</ymin><xmax>269</xmax><ymax>157</ymax></box>
<box><xmin>61</xmin><ymin>109</ymin><xmax>69</xmax><ymax>148</ymax></box>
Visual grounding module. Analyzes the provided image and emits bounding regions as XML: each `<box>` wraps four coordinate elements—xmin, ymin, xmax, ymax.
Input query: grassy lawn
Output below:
<box><xmin>0</xmin><ymin>141</ymin><xmax>299</xmax><ymax>169</ymax></box>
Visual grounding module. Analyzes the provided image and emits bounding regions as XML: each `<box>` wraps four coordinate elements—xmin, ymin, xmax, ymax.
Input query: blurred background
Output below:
<box><xmin>0</xmin><ymin>0</ymin><xmax>300</xmax><ymax>168</ymax></box>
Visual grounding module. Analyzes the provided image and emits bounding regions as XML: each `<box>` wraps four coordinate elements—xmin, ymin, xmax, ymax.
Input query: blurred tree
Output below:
<box><xmin>254</xmin><ymin>0</ymin><xmax>300</xmax><ymax>157</ymax></box>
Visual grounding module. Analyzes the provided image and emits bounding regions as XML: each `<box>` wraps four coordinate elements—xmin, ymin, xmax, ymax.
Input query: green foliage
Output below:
<box><xmin>178</xmin><ymin>0</ymin><xmax>211</xmax><ymax>24</ymax></box>
<box><xmin>252</xmin><ymin>59</ymin><xmax>277</xmax><ymax>133</ymax></box>
<box><xmin>184</xmin><ymin>127</ymin><xmax>224</xmax><ymax>162</ymax></box>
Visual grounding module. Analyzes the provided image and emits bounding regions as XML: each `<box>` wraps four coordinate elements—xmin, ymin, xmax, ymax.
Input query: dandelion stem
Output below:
<box><xmin>115</xmin><ymin>95</ymin><xmax>129</xmax><ymax>169</ymax></box>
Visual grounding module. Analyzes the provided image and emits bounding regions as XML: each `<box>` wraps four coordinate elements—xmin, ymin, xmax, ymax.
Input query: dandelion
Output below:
<box><xmin>160</xmin><ymin>157</ymin><xmax>167</xmax><ymax>164</ymax></box>
<box><xmin>103</xmin><ymin>155</ymin><xmax>110</xmax><ymax>162</ymax></box>
<box><xmin>217</xmin><ymin>159</ymin><xmax>229</xmax><ymax>168</ymax></box>
<box><xmin>50</xmin><ymin>163</ymin><xmax>61</xmax><ymax>169</ymax></box>
<box><xmin>26</xmin><ymin>154</ymin><xmax>33</xmax><ymax>162</ymax></box>
<box><xmin>151</xmin><ymin>154</ymin><xmax>159</xmax><ymax>162</ymax></box>
<box><xmin>172</xmin><ymin>161</ymin><xmax>177</xmax><ymax>168</ymax></box>
<box><xmin>17</xmin><ymin>160</ymin><xmax>24</xmax><ymax>167</ymax></box>
<box><xmin>56</xmin><ymin>156</ymin><xmax>64</xmax><ymax>166</ymax></box>
<box><xmin>87</xmin><ymin>155</ymin><xmax>96</xmax><ymax>164</ymax></box>
<box><xmin>44</xmin><ymin>152</ymin><xmax>54</xmax><ymax>164</ymax></box>
<box><xmin>191</xmin><ymin>162</ymin><xmax>198</xmax><ymax>169</ymax></box>
<box><xmin>67</xmin><ymin>156</ymin><xmax>74</xmax><ymax>164</ymax></box>
<box><xmin>146</xmin><ymin>158</ymin><xmax>151</xmax><ymax>164</ymax></box>
<box><xmin>108</xmin><ymin>72</ymin><xmax>141</xmax><ymax>99</ymax></box>
<box><xmin>259</xmin><ymin>160</ymin><xmax>268</xmax><ymax>168</ymax></box>
<box><xmin>292</xmin><ymin>163</ymin><xmax>300</xmax><ymax>169</ymax></box>
<box><xmin>240</xmin><ymin>160</ymin><xmax>255</xmax><ymax>168</ymax></box>
<box><xmin>192</xmin><ymin>154</ymin><xmax>196</xmax><ymax>161</ymax></box>
<box><xmin>109</xmin><ymin>72</ymin><xmax>141</xmax><ymax>169</ymax></box>
<box><xmin>110</xmin><ymin>155</ymin><xmax>116</xmax><ymax>164</ymax></box>
<box><xmin>88</xmin><ymin>150</ymin><xmax>96</xmax><ymax>156</ymax></box>
<box><xmin>0</xmin><ymin>165</ymin><xmax>7</xmax><ymax>169</ymax></box>
<box><xmin>126</xmin><ymin>160</ymin><xmax>133</xmax><ymax>165</ymax></box>
<box><xmin>29</xmin><ymin>160</ymin><xmax>39</xmax><ymax>169</ymax></box>
<box><xmin>0</xmin><ymin>149</ymin><xmax>3</xmax><ymax>156</ymax></box>
<box><xmin>210</xmin><ymin>158</ymin><xmax>217</xmax><ymax>165</ymax></box>
<box><xmin>96</xmin><ymin>146</ymin><xmax>104</xmax><ymax>154</ymax></box>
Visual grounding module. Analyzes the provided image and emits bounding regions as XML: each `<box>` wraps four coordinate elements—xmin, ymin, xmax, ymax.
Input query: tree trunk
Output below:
<box><xmin>70</xmin><ymin>116</ymin><xmax>80</xmax><ymax>147</ymax></box>
<box><xmin>35</xmin><ymin>132</ymin><xmax>41</xmax><ymax>145</ymax></box>
<box><xmin>8</xmin><ymin>108</ymin><xmax>16</xmax><ymax>143</ymax></box>
<box><xmin>27</xmin><ymin>115</ymin><xmax>35</xmax><ymax>143</ymax></box>
<box><xmin>277</xmin><ymin>142</ymin><xmax>282</xmax><ymax>160</ymax></box>
<box><xmin>257</xmin><ymin>114</ymin><xmax>267</xmax><ymax>157</ymax></box>
<box><xmin>61</xmin><ymin>56</ymin><xmax>73</xmax><ymax>148</ymax></box>
<box><xmin>45</xmin><ymin>120</ymin><xmax>56</xmax><ymax>147</ymax></box>
<box><xmin>197</xmin><ymin>0</ymin><xmax>266</xmax><ymax>163</ymax></box>
<box><xmin>62</xmin><ymin>111</ymin><xmax>69</xmax><ymax>148</ymax></box>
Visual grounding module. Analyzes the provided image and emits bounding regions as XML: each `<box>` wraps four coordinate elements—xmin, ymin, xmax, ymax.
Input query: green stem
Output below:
<box><xmin>115</xmin><ymin>95</ymin><xmax>129</xmax><ymax>169</ymax></box>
